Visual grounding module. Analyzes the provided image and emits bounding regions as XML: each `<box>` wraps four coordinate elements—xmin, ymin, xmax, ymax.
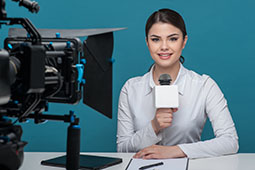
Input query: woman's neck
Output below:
<box><xmin>153</xmin><ymin>62</ymin><xmax>181</xmax><ymax>85</ymax></box>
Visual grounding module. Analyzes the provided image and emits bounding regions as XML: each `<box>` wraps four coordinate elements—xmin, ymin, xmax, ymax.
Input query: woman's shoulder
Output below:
<box><xmin>184</xmin><ymin>67</ymin><xmax>215</xmax><ymax>86</ymax></box>
<box><xmin>123</xmin><ymin>72</ymin><xmax>150</xmax><ymax>89</ymax></box>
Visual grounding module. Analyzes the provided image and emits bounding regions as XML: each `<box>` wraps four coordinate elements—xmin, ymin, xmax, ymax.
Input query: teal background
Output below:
<box><xmin>1</xmin><ymin>0</ymin><xmax>254</xmax><ymax>153</ymax></box>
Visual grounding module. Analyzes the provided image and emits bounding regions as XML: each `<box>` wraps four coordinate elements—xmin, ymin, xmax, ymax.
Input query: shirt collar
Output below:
<box><xmin>145</xmin><ymin>63</ymin><xmax>186</xmax><ymax>96</ymax></box>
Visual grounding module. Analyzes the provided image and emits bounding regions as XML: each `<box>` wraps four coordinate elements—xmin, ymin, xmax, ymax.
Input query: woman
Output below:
<box><xmin>117</xmin><ymin>8</ymin><xmax>238</xmax><ymax>159</ymax></box>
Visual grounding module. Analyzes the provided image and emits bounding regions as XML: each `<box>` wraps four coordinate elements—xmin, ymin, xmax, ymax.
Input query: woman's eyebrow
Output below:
<box><xmin>150</xmin><ymin>34</ymin><xmax>161</xmax><ymax>38</ymax></box>
<box><xmin>150</xmin><ymin>33</ymin><xmax>179</xmax><ymax>38</ymax></box>
<box><xmin>167</xmin><ymin>33</ymin><xmax>179</xmax><ymax>37</ymax></box>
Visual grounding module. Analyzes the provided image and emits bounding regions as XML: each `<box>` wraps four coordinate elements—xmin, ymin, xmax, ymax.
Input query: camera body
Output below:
<box><xmin>0</xmin><ymin>34</ymin><xmax>84</xmax><ymax>170</ymax></box>
<box><xmin>0</xmin><ymin>36</ymin><xmax>83</xmax><ymax>119</ymax></box>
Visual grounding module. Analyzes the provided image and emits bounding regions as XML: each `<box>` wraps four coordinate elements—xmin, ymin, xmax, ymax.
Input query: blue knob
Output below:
<box><xmin>109</xmin><ymin>58</ymin><xmax>115</xmax><ymax>63</ymax></box>
<box><xmin>48</xmin><ymin>42</ymin><xmax>53</xmax><ymax>48</ymax></box>
<box><xmin>8</xmin><ymin>44</ymin><xmax>13</xmax><ymax>49</ymax></box>
<box><xmin>75</xmin><ymin>64</ymin><xmax>84</xmax><ymax>83</ymax></box>
<box><xmin>81</xmin><ymin>59</ymin><xmax>86</xmax><ymax>64</ymax></box>
<box><xmin>71</xmin><ymin>125</ymin><xmax>81</xmax><ymax>129</ymax></box>
<box><xmin>69</xmin><ymin>110</ymin><xmax>75</xmax><ymax>123</ymax></box>
<box><xmin>66</xmin><ymin>41</ymin><xmax>71</xmax><ymax>48</ymax></box>
<box><xmin>82</xmin><ymin>79</ymin><xmax>86</xmax><ymax>85</ymax></box>
<box><xmin>56</xmin><ymin>32</ymin><xmax>61</xmax><ymax>38</ymax></box>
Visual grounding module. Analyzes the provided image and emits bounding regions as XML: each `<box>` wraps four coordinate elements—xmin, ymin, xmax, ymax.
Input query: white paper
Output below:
<box><xmin>126</xmin><ymin>158</ymin><xmax>188</xmax><ymax>170</ymax></box>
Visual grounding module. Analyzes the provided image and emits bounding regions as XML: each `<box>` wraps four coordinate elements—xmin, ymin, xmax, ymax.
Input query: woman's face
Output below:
<box><xmin>146</xmin><ymin>22</ymin><xmax>187</xmax><ymax>69</ymax></box>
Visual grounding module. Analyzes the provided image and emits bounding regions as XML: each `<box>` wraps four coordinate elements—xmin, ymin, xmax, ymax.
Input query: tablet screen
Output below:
<box><xmin>41</xmin><ymin>154</ymin><xmax>122</xmax><ymax>170</ymax></box>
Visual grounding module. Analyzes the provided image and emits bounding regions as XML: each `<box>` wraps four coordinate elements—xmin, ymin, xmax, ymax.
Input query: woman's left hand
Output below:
<box><xmin>133</xmin><ymin>145</ymin><xmax>186</xmax><ymax>159</ymax></box>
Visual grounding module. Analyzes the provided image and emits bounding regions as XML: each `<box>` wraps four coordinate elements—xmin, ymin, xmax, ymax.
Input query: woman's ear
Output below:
<box><xmin>182</xmin><ymin>35</ymin><xmax>188</xmax><ymax>49</ymax></box>
<box><xmin>145</xmin><ymin>37</ymin><xmax>148</xmax><ymax>46</ymax></box>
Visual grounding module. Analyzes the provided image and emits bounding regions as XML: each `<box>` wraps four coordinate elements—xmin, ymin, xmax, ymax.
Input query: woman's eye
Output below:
<box><xmin>151</xmin><ymin>38</ymin><xmax>160</xmax><ymax>42</ymax></box>
<box><xmin>169</xmin><ymin>37</ymin><xmax>178</xmax><ymax>41</ymax></box>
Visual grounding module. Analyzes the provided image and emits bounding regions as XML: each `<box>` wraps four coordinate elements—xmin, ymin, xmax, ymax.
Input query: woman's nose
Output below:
<box><xmin>160</xmin><ymin>40</ymin><xmax>169</xmax><ymax>51</ymax></box>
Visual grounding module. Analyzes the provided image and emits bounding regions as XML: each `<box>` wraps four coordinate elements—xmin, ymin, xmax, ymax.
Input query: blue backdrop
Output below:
<box><xmin>1</xmin><ymin>0</ymin><xmax>254</xmax><ymax>153</ymax></box>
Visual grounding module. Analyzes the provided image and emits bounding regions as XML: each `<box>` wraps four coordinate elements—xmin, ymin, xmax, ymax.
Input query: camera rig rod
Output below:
<box><xmin>26</xmin><ymin>110</ymin><xmax>81</xmax><ymax>170</ymax></box>
<box><xmin>25</xmin><ymin>110</ymin><xmax>79</xmax><ymax>124</ymax></box>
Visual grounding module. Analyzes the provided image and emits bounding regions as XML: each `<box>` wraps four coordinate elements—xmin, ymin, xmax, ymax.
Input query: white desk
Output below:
<box><xmin>20</xmin><ymin>152</ymin><xmax>255</xmax><ymax>170</ymax></box>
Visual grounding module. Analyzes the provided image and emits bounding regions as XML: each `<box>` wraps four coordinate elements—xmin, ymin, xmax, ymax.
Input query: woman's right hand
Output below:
<box><xmin>151</xmin><ymin>108</ymin><xmax>178</xmax><ymax>134</ymax></box>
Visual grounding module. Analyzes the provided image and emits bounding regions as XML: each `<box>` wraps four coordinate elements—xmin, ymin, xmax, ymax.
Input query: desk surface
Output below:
<box><xmin>20</xmin><ymin>152</ymin><xmax>255</xmax><ymax>170</ymax></box>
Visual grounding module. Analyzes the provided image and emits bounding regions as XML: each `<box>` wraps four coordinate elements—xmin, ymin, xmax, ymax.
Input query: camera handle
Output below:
<box><xmin>1</xmin><ymin>2</ymin><xmax>41</xmax><ymax>44</ymax></box>
<box><xmin>1</xmin><ymin>0</ymin><xmax>41</xmax><ymax>44</ymax></box>
<box><xmin>0</xmin><ymin>17</ymin><xmax>41</xmax><ymax>44</ymax></box>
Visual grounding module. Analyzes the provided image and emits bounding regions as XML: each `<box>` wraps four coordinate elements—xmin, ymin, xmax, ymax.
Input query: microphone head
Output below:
<box><xmin>159</xmin><ymin>74</ymin><xmax>172</xmax><ymax>85</ymax></box>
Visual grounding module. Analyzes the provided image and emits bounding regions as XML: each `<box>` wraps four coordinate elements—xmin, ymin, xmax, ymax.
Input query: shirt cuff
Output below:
<box><xmin>147</xmin><ymin>122</ymin><xmax>163</xmax><ymax>143</ymax></box>
<box><xmin>178</xmin><ymin>143</ymin><xmax>194</xmax><ymax>158</ymax></box>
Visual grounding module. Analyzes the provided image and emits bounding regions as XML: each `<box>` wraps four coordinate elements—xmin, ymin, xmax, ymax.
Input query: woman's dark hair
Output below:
<box><xmin>146</xmin><ymin>8</ymin><xmax>187</xmax><ymax>64</ymax></box>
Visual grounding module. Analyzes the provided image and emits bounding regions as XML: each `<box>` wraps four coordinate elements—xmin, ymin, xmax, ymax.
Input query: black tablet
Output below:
<box><xmin>41</xmin><ymin>154</ymin><xmax>122</xmax><ymax>170</ymax></box>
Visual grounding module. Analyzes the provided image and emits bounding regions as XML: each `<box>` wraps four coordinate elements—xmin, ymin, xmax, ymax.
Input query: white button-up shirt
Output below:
<box><xmin>117</xmin><ymin>64</ymin><xmax>239</xmax><ymax>158</ymax></box>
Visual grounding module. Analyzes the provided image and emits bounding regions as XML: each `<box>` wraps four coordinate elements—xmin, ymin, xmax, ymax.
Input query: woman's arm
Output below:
<box><xmin>178</xmin><ymin>77</ymin><xmax>239</xmax><ymax>158</ymax></box>
<box><xmin>133</xmin><ymin>145</ymin><xmax>186</xmax><ymax>159</ymax></box>
<box><xmin>117</xmin><ymin>82</ymin><xmax>162</xmax><ymax>152</ymax></box>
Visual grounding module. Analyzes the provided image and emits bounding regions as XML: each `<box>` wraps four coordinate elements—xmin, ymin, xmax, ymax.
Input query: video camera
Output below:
<box><xmin>0</xmin><ymin>0</ymin><xmax>123</xmax><ymax>169</ymax></box>
<box><xmin>0</xmin><ymin>35</ymin><xmax>83</xmax><ymax>119</ymax></box>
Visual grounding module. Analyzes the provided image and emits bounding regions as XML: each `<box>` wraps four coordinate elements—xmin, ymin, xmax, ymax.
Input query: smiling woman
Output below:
<box><xmin>116</xmin><ymin>8</ymin><xmax>239</xmax><ymax>159</ymax></box>
<box><xmin>146</xmin><ymin>22</ymin><xmax>187</xmax><ymax>84</ymax></box>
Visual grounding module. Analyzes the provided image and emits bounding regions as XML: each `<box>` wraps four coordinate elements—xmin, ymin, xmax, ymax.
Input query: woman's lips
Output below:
<box><xmin>158</xmin><ymin>53</ymin><xmax>172</xmax><ymax>60</ymax></box>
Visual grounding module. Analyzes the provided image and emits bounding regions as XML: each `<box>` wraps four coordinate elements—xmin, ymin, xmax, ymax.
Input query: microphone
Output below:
<box><xmin>154</xmin><ymin>74</ymin><xmax>179</xmax><ymax>108</ymax></box>
<box><xmin>159</xmin><ymin>74</ymin><xmax>172</xmax><ymax>85</ymax></box>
